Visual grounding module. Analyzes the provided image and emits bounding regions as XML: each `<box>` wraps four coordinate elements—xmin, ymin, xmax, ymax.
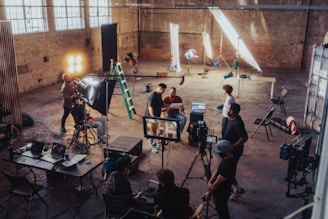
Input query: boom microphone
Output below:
<box><xmin>179</xmin><ymin>75</ymin><xmax>185</xmax><ymax>85</ymax></box>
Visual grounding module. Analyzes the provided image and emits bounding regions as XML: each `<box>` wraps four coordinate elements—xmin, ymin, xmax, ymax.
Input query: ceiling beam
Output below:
<box><xmin>113</xmin><ymin>3</ymin><xmax>328</xmax><ymax>11</ymax></box>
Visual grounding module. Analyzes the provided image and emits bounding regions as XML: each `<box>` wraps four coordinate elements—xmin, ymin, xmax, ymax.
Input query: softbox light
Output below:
<box><xmin>82</xmin><ymin>79</ymin><xmax>116</xmax><ymax>116</ymax></box>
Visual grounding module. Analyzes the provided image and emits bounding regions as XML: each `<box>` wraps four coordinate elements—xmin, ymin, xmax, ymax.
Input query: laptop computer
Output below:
<box><xmin>21</xmin><ymin>141</ymin><xmax>45</xmax><ymax>159</ymax></box>
<box><xmin>41</xmin><ymin>142</ymin><xmax>66</xmax><ymax>164</ymax></box>
<box><xmin>191</xmin><ymin>102</ymin><xmax>206</xmax><ymax>113</ymax></box>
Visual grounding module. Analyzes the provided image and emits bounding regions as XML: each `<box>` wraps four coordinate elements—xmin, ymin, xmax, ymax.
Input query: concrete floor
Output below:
<box><xmin>0</xmin><ymin>60</ymin><xmax>316</xmax><ymax>219</ymax></box>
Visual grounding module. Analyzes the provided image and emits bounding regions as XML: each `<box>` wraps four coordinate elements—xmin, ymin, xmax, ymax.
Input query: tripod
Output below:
<box><xmin>69</xmin><ymin>96</ymin><xmax>95</xmax><ymax>154</ymax></box>
<box><xmin>184</xmin><ymin>59</ymin><xmax>193</xmax><ymax>77</ymax></box>
<box><xmin>181</xmin><ymin>141</ymin><xmax>217</xmax><ymax>219</ymax></box>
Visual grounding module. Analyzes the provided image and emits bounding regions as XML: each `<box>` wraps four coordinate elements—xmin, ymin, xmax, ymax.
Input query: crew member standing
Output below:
<box><xmin>221</xmin><ymin>84</ymin><xmax>235</xmax><ymax>137</ymax></box>
<box><xmin>223</xmin><ymin>103</ymin><xmax>248</xmax><ymax>199</ymax></box>
<box><xmin>60</xmin><ymin>73</ymin><xmax>75</xmax><ymax>133</ymax></box>
<box><xmin>144</xmin><ymin>83</ymin><xmax>167</xmax><ymax>153</ymax></box>
<box><xmin>202</xmin><ymin>140</ymin><xmax>236</xmax><ymax>219</ymax></box>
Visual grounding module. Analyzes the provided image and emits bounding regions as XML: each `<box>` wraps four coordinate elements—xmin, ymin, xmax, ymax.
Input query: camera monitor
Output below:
<box><xmin>191</xmin><ymin>102</ymin><xmax>206</xmax><ymax>113</ymax></box>
<box><xmin>206</xmin><ymin>135</ymin><xmax>217</xmax><ymax>143</ymax></box>
<box><xmin>143</xmin><ymin>116</ymin><xmax>180</xmax><ymax>142</ymax></box>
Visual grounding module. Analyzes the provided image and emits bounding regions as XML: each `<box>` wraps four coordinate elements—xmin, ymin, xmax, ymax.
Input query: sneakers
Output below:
<box><xmin>97</xmin><ymin>139</ymin><xmax>107</xmax><ymax>144</ymax></box>
<box><xmin>150</xmin><ymin>147</ymin><xmax>159</xmax><ymax>153</ymax></box>
<box><xmin>149</xmin><ymin>142</ymin><xmax>159</xmax><ymax>153</ymax></box>
<box><xmin>230</xmin><ymin>188</ymin><xmax>246</xmax><ymax>200</ymax></box>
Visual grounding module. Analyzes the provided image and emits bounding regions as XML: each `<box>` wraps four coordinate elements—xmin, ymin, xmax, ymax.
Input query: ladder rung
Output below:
<box><xmin>114</xmin><ymin>62</ymin><xmax>136</xmax><ymax>118</ymax></box>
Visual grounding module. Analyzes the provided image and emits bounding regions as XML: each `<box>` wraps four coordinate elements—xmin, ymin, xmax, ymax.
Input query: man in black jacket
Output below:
<box><xmin>106</xmin><ymin>156</ymin><xmax>132</xmax><ymax>195</ymax></box>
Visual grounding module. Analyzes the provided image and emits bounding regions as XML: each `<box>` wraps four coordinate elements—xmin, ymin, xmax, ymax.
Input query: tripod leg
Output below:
<box><xmin>181</xmin><ymin>151</ymin><xmax>200</xmax><ymax>187</ymax></box>
<box><xmin>68</xmin><ymin>126</ymin><xmax>79</xmax><ymax>149</ymax></box>
<box><xmin>81</xmin><ymin>127</ymin><xmax>91</xmax><ymax>154</ymax></box>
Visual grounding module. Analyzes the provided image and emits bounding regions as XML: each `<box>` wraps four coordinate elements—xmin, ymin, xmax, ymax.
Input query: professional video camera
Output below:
<box><xmin>280</xmin><ymin>137</ymin><xmax>319</xmax><ymax>200</ymax></box>
<box><xmin>182</xmin><ymin>120</ymin><xmax>216</xmax><ymax>190</ymax></box>
<box><xmin>188</xmin><ymin>121</ymin><xmax>207</xmax><ymax>151</ymax></box>
<box><xmin>280</xmin><ymin>138</ymin><xmax>312</xmax><ymax>173</ymax></box>
<box><xmin>72</xmin><ymin>78</ymin><xmax>88</xmax><ymax>93</ymax></box>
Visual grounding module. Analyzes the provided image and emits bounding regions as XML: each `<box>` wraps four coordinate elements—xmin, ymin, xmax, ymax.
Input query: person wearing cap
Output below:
<box><xmin>144</xmin><ymin>83</ymin><xmax>167</xmax><ymax>153</ymax></box>
<box><xmin>223</xmin><ymin>103</ymin><xmax>248</xmax><ymax>199</ymax></box>
<box><xmin>202</xmin><ymin>140</ymin><xmax>236</xmax><ymax>219</ymax></box>
<box><xmin>106</xmin><ymin>156</ymin><xmax>132</xmax><ymax>196</ymax></box>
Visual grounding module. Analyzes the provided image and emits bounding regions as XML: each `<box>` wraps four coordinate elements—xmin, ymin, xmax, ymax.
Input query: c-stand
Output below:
<box><xmin>159</xmin><ymin>139</ymin><xmax>170</xmax><ymax>168</ymax></box>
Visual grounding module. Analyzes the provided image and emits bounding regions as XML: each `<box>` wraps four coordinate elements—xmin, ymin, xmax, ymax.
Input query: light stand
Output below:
<box><xmin>159</xmin><ymin>139</ymin><xmax>169</xmax><ymax>168</ymax></box>
<box><xmin>217</xmin><ymin>32</ymin><xmax>231</xmax><ymax>70</ymax></box>
<box><xmin>185</xmin><ymin>59</ymin><xmax>192</xmax><ymax>77</ymax></box>
<box><xmin>184</xmin><ymin>49</ymin><xmax>198</xmax><ymax>77</ymax></box>
<box><xmin>234</xmin><ymin>36</ymin><xmax>240</xmax><ymax>78</ymax></box>
<box><xmin>102</xmin><ymin>59</ymin><xmax>115</xmax><ymax>180</ymax></box>
<box><xmin>167</xmin><ymin>55</ymin><xmax>176</xmax><ymax>72</ymax></box>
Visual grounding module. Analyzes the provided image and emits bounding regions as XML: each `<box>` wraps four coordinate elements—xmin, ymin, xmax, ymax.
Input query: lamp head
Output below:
<box><xmin>184</xmin><ymin>49</ymin><xmax>198</xmax><ymax>61</ymax></box>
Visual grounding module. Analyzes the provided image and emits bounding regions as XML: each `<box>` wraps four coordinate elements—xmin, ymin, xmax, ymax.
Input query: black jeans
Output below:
<box><xmin>221</xmin><ymin>117</ymin><xmax>229</xmax><ymax>137</ymax></box>
<box><xmin>213</xmin><ymin>193</ymin><xmax>230</xmax><ymax>219</ymax></box>
<box><xmin>61</xmin><ymin>106</ymin><xmax>72</xmax><ymax>128</ymax></box>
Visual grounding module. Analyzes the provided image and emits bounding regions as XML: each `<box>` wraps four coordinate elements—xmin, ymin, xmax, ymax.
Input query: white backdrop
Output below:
<box><xmin>170</xmin><ymin>23</ymin><xmax>181</xmax><ymax>72</ymax></box>
<box><xmin>202</xmin><ymin>32</ymin><xmax>213</xmax><ymax>59</ymax></box>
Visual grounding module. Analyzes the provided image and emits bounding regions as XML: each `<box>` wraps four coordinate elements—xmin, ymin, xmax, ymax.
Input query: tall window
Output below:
<box><xmin>53</xmin><ymin>0</ymin><xmax>85</xmax><ymax>30</ymax></box>
<box><xmin>4</xmin><ymin>0</ymin><xmax>48</xmax><ymax>34</ymax></box>
<box><xmin>89</xmin><ymin>0</ymin><xmax>112</xmax><ymax>27</ymax></box>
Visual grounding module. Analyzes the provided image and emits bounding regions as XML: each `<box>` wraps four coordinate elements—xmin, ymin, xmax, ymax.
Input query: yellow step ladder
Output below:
<box><xmin>111</xmin><ymin>62</ymin><xmax>136</xmax><ymax>119</ymax></box>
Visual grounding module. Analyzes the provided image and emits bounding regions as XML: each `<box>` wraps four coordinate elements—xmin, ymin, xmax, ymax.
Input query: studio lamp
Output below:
<box><xmin>184</xmin><ymin>48</ymin><xmax>198</xmax><ymax>76</ymax></box>
<box><xmin>68</xmin><ymin>55</ymin><xmax>82</xmax><ymax>74</ymax></box>
<box><xmin>124</xmin><ymin>52</ymin><xmax>138</xmax><ymax>74</ymax></box>
<box><xmin>184</xmin><ymin>48</ymin><xmax>198</xmax><ymax>61</ymax></box>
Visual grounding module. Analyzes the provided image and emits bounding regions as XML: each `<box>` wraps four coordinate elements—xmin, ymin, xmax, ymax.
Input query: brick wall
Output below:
<box><xmin>139</xmin><ymin>0</ymin><xmax>328</xmax><ymax>70</ymax></box>
<box><xmin>1</xmin><ymin>0</ymin><xmax>328</xmax><ymax>93</ymax></box>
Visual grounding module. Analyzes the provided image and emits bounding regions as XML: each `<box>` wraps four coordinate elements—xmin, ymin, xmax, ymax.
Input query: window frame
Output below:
<box><xmin>4</xmin><ymin>0</ymin><xmax>48</xmax><ymax>34</ymax></box>
<box><xmin>88</xmin><ymin>0</ymin><xmax>112</xmax><ymax>28</ymax></box>
<box><xmin>53</xmin><ymin>0</ymin><xmax>85</xmax><ymax>31</ymax></box>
